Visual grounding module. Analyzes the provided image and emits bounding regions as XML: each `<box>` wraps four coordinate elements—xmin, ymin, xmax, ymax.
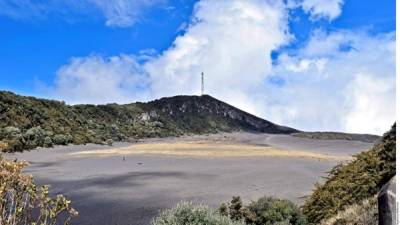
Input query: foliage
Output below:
<box><xmin>105</xmin><ymin>139</ymin><xmax>113</xmax><ymax>146</ymax></box>
<box><xmin>52</xmin><ymin>134</ymin><xmax>73</xmax><ymax>145</ymax></box>
<box><xmin>0</xmin><ymin>91</ymin><xmax>296</xmax><ymax>152</ymax></box>
<box><xmin>292</xmin><ymin>132</ymin><xmax>380</xmax><ymax>143</ymax></box>
<box><xmin>151</xmin><ymin>202</ymin><xmax>245</xmax><ymax>225</ymax></box>
<box><xmin>303</xmin><ymin>124</ymin><xmax>396</xmax><ymax>224</ymax></box>
<box><xmin>220</xmin><ymin>196</ymin><xmax>307</xmax><ymax>225</ymax></box>
<box><xmin>0</xmin><ymin>155</ymin><xmax>78</xmax><ymax>224</ymax></box>
<box><xmin>219</xmin><ymin>203</ymin><xmax>229</xmax><ymax>217</ymax></box>
<box><xmin>318</xmin><ymin>197</ymin><xmax>377</xmax><ymax>225</ymax></box>
<box><xmin>228</xmin><ymin>196</ymin><xmax>244</xmax><ymax>221</ymax></box>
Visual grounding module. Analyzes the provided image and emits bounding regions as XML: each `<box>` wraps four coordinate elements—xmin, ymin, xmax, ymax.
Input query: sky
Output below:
<box><xmin>0</xmin><ymin>0</ymin><xmax>396</xmax><ymax>135</ymax></box>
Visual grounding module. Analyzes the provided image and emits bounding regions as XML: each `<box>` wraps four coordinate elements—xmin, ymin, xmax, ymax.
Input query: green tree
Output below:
<box><xmin>303</xmin><ymin>124</ymin><xmax>396</xmax><ymax>224</ymax></box>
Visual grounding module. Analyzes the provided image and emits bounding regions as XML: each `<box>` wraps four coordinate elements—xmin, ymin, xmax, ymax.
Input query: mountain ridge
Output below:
<box><xmin>0</xmin><ymin>91</ymin><xmax>297</xmax><ymax>152</ymax></box>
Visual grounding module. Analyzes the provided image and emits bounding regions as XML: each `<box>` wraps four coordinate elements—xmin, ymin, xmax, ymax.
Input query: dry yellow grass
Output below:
<box><xmin>69</xmin><ymin>141</ymin><xmax>352</xmax><ymax>161</ymax></box>
<box><xmin>319</xmin><ymin>197</ymin><xmax>377</xmax><ymax>225</ymax></box>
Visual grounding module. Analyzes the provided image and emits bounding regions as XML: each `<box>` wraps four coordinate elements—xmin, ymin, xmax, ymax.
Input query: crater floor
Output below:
<box><xmin>5</xmin><ymin>132</ymin><xmax>373</xmax><ymax>225</ymax></box>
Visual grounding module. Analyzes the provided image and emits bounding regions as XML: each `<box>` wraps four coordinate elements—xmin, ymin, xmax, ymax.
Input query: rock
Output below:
<box><xmin>378</xmin><ymin>176</ymin><xmax>396</xmax><ymax>225</ymax></box>
<box><xmin>140</xmin><ymin>113</ymin><xmax>151</xmax><ymax>121</ymax></box>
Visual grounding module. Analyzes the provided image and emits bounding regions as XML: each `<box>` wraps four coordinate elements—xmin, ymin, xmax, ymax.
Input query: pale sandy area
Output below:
<box><xmin>69</xmin><ymin>141</ymin><xmax>352</xmax><ymax>161</ymax></box>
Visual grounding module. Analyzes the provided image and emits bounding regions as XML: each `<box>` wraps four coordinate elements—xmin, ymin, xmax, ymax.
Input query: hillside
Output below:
<box><xmin>303</xmin><ymin>124</ymin><xmax>396</xmax><ymax>224</ymax></box>
<box><xmin>0</xmin><ymin>91</ymin><xmax>297</xmax><ymax>152</ymax></box>
<box><xmin>292</xmin><ymin>131</ymin><xmax>380</xmax><ymax>143</ymax></box>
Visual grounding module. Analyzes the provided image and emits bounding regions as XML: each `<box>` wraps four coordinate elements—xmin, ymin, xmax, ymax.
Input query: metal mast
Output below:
<box><xmin>201</xmin><ymin>72</ymin><xmax>204</xmax><ymax>95</ymax></box>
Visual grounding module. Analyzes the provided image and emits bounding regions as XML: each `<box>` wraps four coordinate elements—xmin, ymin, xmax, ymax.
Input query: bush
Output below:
<box><xmin>0</xmin><ymin>156</ymin><xmax>78</xmax><ymax>224</ymax></box>
<box><xmin>246</xmin><ymin>197</ymin><xmax>306</xmax><ymax>225</ymax></box>
<box><xmin>219</xmin><ymin>203</ymin><xmax>229</xmax><ymax>217</ymax></box>
<box><xmin>44</xmin><ymin>136</ymin><xmax>53</xmax><ymax>147</ymax></box>
<box><xmin>0</xmin><ymin>126</ymin><xmax>21</xmax><ymax>139</ymax></box>
<box><xmin>303</xmin><ymin>124</ymin><xmax>395</xmax><ymax>224</ymax></box>
<box><xmin>220</xmin><ymin>196</ymin><xmax>306</xmax><ymax>225</ymax></box>
<box><xmin>22</xmin><ymin>126</ymin><xmax>46</xmax><ymax>148</ymax></box>
<box><xmin>53</xmin><ymin>134</ymin><xmax>72</xmax><ymax>145</ymax></box>
<box><xmin>105</xmin><ymin>139</ymin><xmax>113</xmax><ymax>146</ymax></box>
<box><xmin>23</xmin><ymin>127</ymin><xmax>45</xmax><ymax>149</ymax></box>
<box><xmin>0</xmin><ymin>139</ymin><xmax>24</xmax><ymax>152</ymax></box>
<box><xmin>228</xmin><ymin>196</ymin><xmax>244</xmax><ymax>221</ymax></box>
<box><xmin>151</xmin><ymin>202</ymin><xmax>245</xmax><ymax>225</ymax></box>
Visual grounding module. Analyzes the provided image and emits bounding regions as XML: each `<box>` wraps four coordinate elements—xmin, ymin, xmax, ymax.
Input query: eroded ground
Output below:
<box><xmin>4</xmin><ymin>132</ymin><xmax>373</xmax><ymax>225</ymax></box>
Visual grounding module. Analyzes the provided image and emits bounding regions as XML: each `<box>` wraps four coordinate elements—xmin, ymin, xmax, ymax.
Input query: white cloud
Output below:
<box><xmin>344</xmin><ymin>73</ymin><xmax>395</xmax><ymax>135</ymax></box>
<box><xmin>268</xmin><ymin>31</ymin><xmax>395</xmax><ymax>134</ymax></box>
<box><xmin>49</xmin><ymin>0</ymin><xmax>395</xmax><ymax>135</ymax></box>
<box><xmin>285</xmin><ymin>58</ymin><xmax>327</xmax><ymax>73</ymax></box>
<box><xmin>88</xmin><ymin>0</ymin><xmax>165</xmax><ymax>27</ymax></box>
<box><xmin>289</xmin><ymin>0</ymin><xmax>344</xmax><ymax>21</ymax></box>
<box><xmin>53</xmin><ymin>54</ymin><xmax>150</xmax><ymax>104</ymax></box>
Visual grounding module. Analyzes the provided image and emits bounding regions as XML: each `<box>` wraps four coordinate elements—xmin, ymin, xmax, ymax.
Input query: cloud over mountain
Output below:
<box><xmin>46</xmin><ymin>0</ymin><xmax>395</xmax><ymax>135</ymax></box>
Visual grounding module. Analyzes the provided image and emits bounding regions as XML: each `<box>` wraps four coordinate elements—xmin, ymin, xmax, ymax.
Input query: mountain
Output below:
<box><xmin>0</xmin><ymin>91</ymin><xmax>297</xmax><ymax>152</ymax></box>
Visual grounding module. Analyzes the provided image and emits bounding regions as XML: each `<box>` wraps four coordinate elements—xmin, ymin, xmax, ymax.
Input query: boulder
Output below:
<box><xmin>378</xmin><ymin>176</ymin><xmax>396</xmax><ymax>225</ymax></box>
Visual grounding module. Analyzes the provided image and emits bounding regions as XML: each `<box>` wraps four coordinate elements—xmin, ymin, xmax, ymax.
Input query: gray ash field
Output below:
<box><xmin>5</xmin><ymin>132</ymin><xmax>374</xmax><ymax>225</ymax></box>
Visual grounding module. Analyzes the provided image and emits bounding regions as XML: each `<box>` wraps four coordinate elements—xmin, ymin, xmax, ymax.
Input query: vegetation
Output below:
<box><xmin>0</xmin><ymin>156</ymin><xmax>77</xmax><ymax>224</ymax></box>
<box><xmin>0</xmin><ymin>91</ymin><xmax>297</xmax><ymax>152</ymax></box>
<box><xmin>292</xmin><ymin>132</ymin><xmax>380</xmax><ymax>143</ymax></box>
<box><xmin>151</xmin><ymin>196</ymin><xmax>306</xmax><ymax>225</ymax></box>
<box><xmin>151</xmin><ymin>202</ymin><xmax>245</xmax><ymax>225</ymax></box>
<box><xmin>219</xmin><ymin>196</ymin><xmax>307</xmax><ymax>225</ymax></box>
<box><xmin>318</xmin><ymin>197</ymin><xmax>377</xmax><ymax>225</ymax></box>
<box><xmin>303</xmin><ymin>124</ymin><xmax>395</xmax><ymax>224</ymax></box>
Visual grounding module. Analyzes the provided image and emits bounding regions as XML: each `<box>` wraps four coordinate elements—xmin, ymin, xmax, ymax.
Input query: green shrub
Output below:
<box><xmin>246</xmin><ymin>197</ymin><xmax>306</xmax><ymax>225</ymax></box>
<box><xmin>105</xmin><ymin>139</ymin><xmax>113</xmax><ymax>146</ymax></box>
<box><xmin>303</xmin><ymin>124</ymin><xmax>395</xmax><ymax>224</ymax></box>
<box><xmin>53</xmin><ymin>134</ymin><xmax>72</xmax><ymax>145</ymax></box>
<box><xmin>151</xmin><ymin>202</ymin><xmax>245</xmax><ymax>225</ymax></box>
<box><xmin>22</xmin><ymin>126</ymin><xmax>46</xmax><ymax>148</ymax></box>
<box><xmin>220</xmin><ymin>196</ymin><xmax>306</xmax><ymax>225</ymax></box>
<box><xmin>44</xmin><ymin>136</ymin><xmax>53</xmax><ymax>147</ymax></box>
<box><xmin>0</xmin><ymin>127</ymin><xmax>24</xmax><ymax>152</ymax></box>
<box><xmin>0</xmin><ymin>126</ymin><xmax>21</xmax><ymax>139</ymax></box>
<box><xmin>229</xmin><ymin>196</ymin><xmax>244</xmax><ymax>221</ymax></box>
<box><xmin>219</xmin><ymin>203</ymin><xmax>229</xmax><ymax>217</ymax></box>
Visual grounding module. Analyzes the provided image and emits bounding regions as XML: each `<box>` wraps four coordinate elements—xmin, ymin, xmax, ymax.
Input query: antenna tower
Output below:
<box><xmin>201</xmin><ymin>72</ymin><xmax>204</xmax><ymax>96</ymax></box>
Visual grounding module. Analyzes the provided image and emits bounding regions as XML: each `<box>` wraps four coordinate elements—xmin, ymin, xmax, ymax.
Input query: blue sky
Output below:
<box><xmin>0</xmin><ymin>0</ymin><xmax>198</xmax><ymax>93</ymax></box>
<box><xmin>0</xmin><ymin>0</ymin><xmax>396</xmax><ymax>134</ymax></box>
